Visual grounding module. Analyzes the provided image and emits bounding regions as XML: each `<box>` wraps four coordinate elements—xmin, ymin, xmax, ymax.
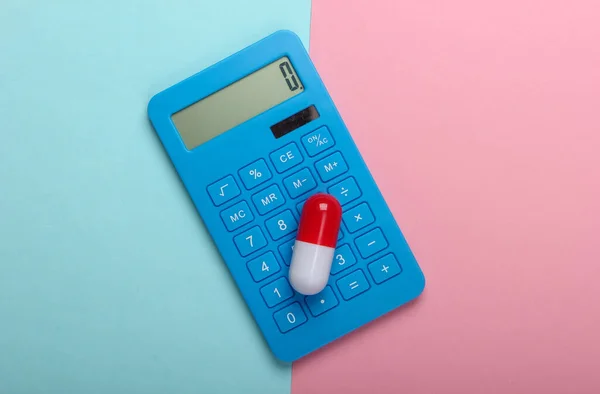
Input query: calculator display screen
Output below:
<box><xmin>172</xmin><ymin>56</ymin><xmax>304</xmax><ymax>150</ymax></box>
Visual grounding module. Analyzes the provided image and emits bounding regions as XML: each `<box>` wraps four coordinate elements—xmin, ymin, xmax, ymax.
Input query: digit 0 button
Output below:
<box><xmin>269</xmin><ymin>142</ymin><xmax>303</xmax><ymax>173</ymax></box>
<box><xmin>301</xmin><ymin>126</ymin><xmax>335</xmax><ymax>156</ymax></box>
<box><xmin>273</xmin><ymin>302</ymin><xmax>307</xmax><ymax>333</ymax></box>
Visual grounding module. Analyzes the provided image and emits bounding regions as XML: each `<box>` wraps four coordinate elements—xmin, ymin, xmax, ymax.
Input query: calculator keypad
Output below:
<box><xmin>207</xmin><ymin>122</ymin><xmax>403</xmax><ymax>336</ymax></box>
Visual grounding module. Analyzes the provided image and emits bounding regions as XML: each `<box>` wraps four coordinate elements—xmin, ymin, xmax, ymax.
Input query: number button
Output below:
<box><xmin>247</xmin><ymin>252</ymin><xmax>281</xmax><ymax>282</ymax></box>
<box><xmin>301</xmin><ymin>126</ymin><xmax>335</xmax><ymax>157</ymax></box>
<box><xmin>251</xmin><ymin>184</ymin><xmax>285</xmax><ymax>215</ymax></box>
<box><xmin>219</xmin><ymin>201</ymin><xmax>254</xmax><ymax>231</ymax></box>
<box><xmin>282</xmin><ymin>168</ymin><xmax>317</xmax><ymax>199</ymax></box>
<box><xmin>273</xmin><ymin>302</ymin><xmax>307</xmax><ymax>333</ymax></box>
<box><xmin>269</xmin><ymin>142</ymin><xmax>303</xmax><ymax>173</ymax></box>
<box><xmin>336</xmin><ymin>269</ymin><xmax>370</xmax><ymax>300</ymax></box>
<box><xmin>314</xmin><ymin>151</ymin><xmax>348</xmax><ymax>182</ymax></box>
<box><xmin>355</xmin><ymin>228</ymin><xmax>388</xmax><ymax>258</ymax></box>
<box><xmin>265</xmin><ymin>210</ymin><xmax>298</xmax><ymax>240</ymax></box>
<box><xmin>330</xmin><ymin>244</ymin><xmax>357</xmax><ymax>275</ymax></box>
<box><xmin>305</xmin><ymin>286</ymin><xmax>339</xmax><ymax>317</ymax></box>
<box><xmin>368</xmin><ymin>254</ymin><xmax>402</xmax><ymax>284</ymax></box>
<box><xmin>238</xmin><ymin>159</ymin><xmax>272</xmax><ymax>190</ymax></box>
<box><xmin>278</xmin><ymin>238</ymin><xmax>296</xmax><ymax>266</ymax></box>
<box><xmin>207</xmin><ymin>175</ymin><xmax>240</xmax><ymax>206</ymax></box>
<box><xmin>233</xmin><ymin>226</ymin><xmax>267</xmax><ymax>257</ymax></box>
<box><xmin>328</xmin><ymin>177</ymin><xmax>361</xmax><ymax>206</ymax></box>
<box><xmin>342</xmin><ymin>202</ymin><xmax>375</xmax><ymax>233</ymax></box>
<box><xmin>260</xmin><ymin>277</ymin><xmax>294</xmax><ymax>307</ymax></box>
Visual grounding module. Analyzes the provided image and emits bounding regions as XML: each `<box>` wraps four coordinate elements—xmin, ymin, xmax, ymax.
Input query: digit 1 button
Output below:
<box><xmin>260</xmin><ymin>277</ymin><xmax>294</xmax><ymax>307</ymax></box>
<box><xmin>269</xmin><ymin>142</ymin><xmax>304</xmax><ymax>173</ymax></box>
<box><xmin>301</xmin><ymin>126</ymin><xmax>335</xmax><ymax>157</ymax></box>
<box><xmin>330</xmin><ymin>244</ymin><xmax>357</xmax><ymax>275</ymax></box>
<box><xmin>238</xmin><ymin>159</ymin><xmax>272</xmax><ymax>190</ymax></box>
<box><xmin>265</xmin><ymin>210</ymin><xmax>298</xmax><ymax>240</ymax></box>
<box><xmin>219</xmin><ymin>201</ymin><xmax>254</xmax><ymax>231</ymax></box>
<box><xmin>233</xmin><ymin>226</ymin><xmax>267</xmax><ymax>257</ymax></box>
<box><xmin>247</xmin><ymin>251</ymin><xmax>281</xmax><ymax>282</ymax></box>
<box><xmin>207</xmin><ymin>175</ymin><xmax>241</xmax><ymax>206</ymax></box>
<box><xmin>273</xmin><ymin>302</ymin><xmax>307</xmax><ymax>333</ymax></box>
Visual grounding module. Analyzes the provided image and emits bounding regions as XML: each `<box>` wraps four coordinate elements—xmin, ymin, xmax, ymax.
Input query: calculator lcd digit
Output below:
<box><xmin>172</xmin><ymin>56</ymin><xmax>304</xmax><ymax>150</ymax></box>
<box><xmin>148</xmin><ymin>30</ymin><xmax>426</xmax><ymax>363</ymax></box>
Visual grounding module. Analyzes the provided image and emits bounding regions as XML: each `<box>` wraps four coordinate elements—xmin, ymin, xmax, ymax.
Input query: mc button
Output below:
<box><xmin>220</xmin><ymin>201</ymin><xmax>254</xmax><ymax>231</ymax></box>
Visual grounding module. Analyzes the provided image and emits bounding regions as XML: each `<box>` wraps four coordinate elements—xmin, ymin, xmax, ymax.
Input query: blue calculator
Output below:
<box><xmin>147</xmin><ymin>30</ymin><xmax>425</xmax><ymax>362</ymax></box>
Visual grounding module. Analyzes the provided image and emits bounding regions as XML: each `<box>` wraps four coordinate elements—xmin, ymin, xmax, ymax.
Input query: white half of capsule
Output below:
<box><xmin>288</xmin><ymin>240</ymin><xmax>335</xmax><ymax>296</ymax></box>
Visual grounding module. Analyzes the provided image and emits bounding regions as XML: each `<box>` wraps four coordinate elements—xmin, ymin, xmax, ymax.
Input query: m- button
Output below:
<box><xmin>270</xmin><ymin>142</ymin><xmax>304</xmax><ymax>173</ymax></box>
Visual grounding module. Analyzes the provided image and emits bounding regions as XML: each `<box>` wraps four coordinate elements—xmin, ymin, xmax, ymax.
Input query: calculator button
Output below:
<box><xmin>328</xmin><ymin>177</ymin><xmax>361</xmax><ymax>206</ymax></box>
<box><xmin>355</xmin><ymin>228</ymin><xmax>388</xmax><ymax>258</ymax></box>
<box><xmin>336</xmin><ymin>270</ymin><xmax>370</xmax><ymax>300</ymax></box>
<box><xmin>278</xmin><ymin>237</ymin><xmax>296</xmax><ymax>266</ymax></box>
<box><xmin>368</xmin><ymin>254</ymin><xmax>402</xmax><ymax>284</ymax></box>
<box><xmin>247</xmin><ymin>251</ymin><xmax>281</xmax><ymax>282</ymax></box>
<box><xmin>265</xmin><ymin>210</ymin><xmax>298</xmax><ymax>240</ymax></box>
<box><xmin>207</xmin><ymin>175</ymin><xmax>240</xmax><ymax>206</ymax></box>
<box><xmin>251</xmin><ymin>184</ymin><xmax>286</xmax><ymax>215</ymax></box>
<box><xmin>342</xmin><ymin>202</ymin><xmax>375</xmax><ymax>233</ymax></box>
<box><xmin>330</xmin><ymin>244</ymin><xmax>357</xmax><ymax>275</ymax></box>
<box><xmin>219</xmin><ymin>201</ymin><xmax>254</xmax><ymax>231</ymax></box>
<box><xmin>314</xmin><ymin>151</ymin><xmax>348</xmax><ymax>182</ymax></box>
<box><xmin>269</xmin><ymin>142</ymin><xmax>303</xmax><ymax>173</ymax></box>
<box><xmin>273</xmin><ymin>302</ymin><xmax>307</xmax><ymax>333</ymax></box>
<box><xmin>238</xmin><ymin>159</ymin><xmax>272</xmax><ymax>190</ymax></box>
<box><xmin>301</xmin><ymin>126</ymin><xmax>335</xmax><ymax>157</ymax></box>
<box><xmin>233</xmin><ymin>226</ymin><xmax>267</xmax><ymax>257</ymax></box>
<box><xmin>260</xmin><ymin>277</ymin><xmax>294</xmax><ymax>307</ymax></box>
<box><xmin>305</xmin><ymin>286</ymin><xmax>339</xmax><ymax>316</ymax></box>
<box><xmin>282</xmin><ymin>168</ymin><xmax>317</xmax><ymax>198</ymax></box>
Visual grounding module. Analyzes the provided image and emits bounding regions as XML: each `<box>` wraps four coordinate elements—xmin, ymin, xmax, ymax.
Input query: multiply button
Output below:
<box><xmin>336</xmin><ymin>269</ymin><xmax>370</xmax><ymax>300</ymax></box>
<box><xmin>368</xmin><ymin>254</ymin><xmax>402</xmax><ymax>284</ymax></box>
<box><xmin>269</xmin><ymin>142</ymin><xmax>303</xmax><ymax>173</ymax></box>
<box><xmin>207</xmin><ymin>175</ymin><xmax>240</xmax><ymax>206</ymax></box>
<box><xmin>315</xmin><ymin>151</ymin><xmax>348</xmax><ymax>182</ymax></box>
<box><xmin>219</xmin><ymin>201</ymin><xmax>254</xmax><ymax>231</ymax></box>
<box><xmin>301</xmin><ymin>126</ymin><xmax>335</xmax><ymax>156</ymax></box>
<box><xmin>355</xmin><ymin>228</ymin><xmax>388</xmax><ymax>258</ymax></box>
<box><xmin>342</xmin><ymin>202</ymin><xmax>375</xmax><ymax>233</ymax></box>
<box><xmin>238</xmin><ymin>159</ymin><xmax>272</xmax><ymax>190</ymax></box>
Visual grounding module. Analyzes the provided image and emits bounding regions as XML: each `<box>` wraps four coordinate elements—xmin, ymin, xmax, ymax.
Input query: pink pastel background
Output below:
<box><xmin>293</xmin><ymin>1</ymin><xmax>600</xmax><ymax>393</ymax></box>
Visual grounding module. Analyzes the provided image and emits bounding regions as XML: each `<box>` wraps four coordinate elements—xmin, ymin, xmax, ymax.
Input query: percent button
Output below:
<box><xmin>301</xmin><ymin>126</ymin><xmax>335</xmax><ymax>157</ymax></box>
<box><xmin>239</xmin><ymin>159</ymin><xmax>272</xmax><ymax>190</ymax></box>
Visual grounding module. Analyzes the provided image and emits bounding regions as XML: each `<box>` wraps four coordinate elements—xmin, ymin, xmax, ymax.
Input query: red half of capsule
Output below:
<box><xmin>296</xmin><ymin>193</ymin><xmax>342</xmax><ymax>249</ymax></box>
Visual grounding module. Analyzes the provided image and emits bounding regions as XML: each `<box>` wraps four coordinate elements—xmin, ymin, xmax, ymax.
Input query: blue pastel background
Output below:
<box><xmin>0</xmin><ymin>1</ymin><xmax>311</xmax><ymax>393</ymax></box>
